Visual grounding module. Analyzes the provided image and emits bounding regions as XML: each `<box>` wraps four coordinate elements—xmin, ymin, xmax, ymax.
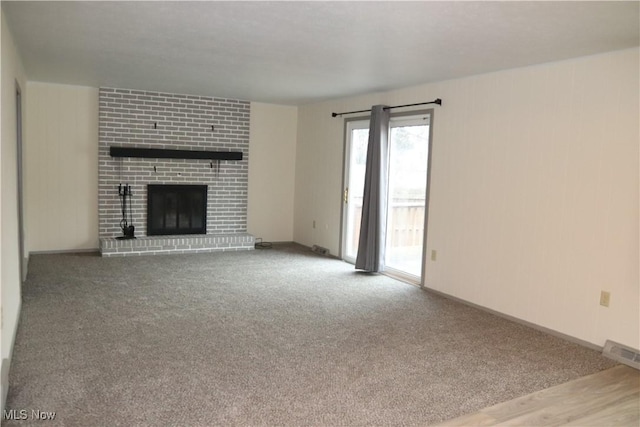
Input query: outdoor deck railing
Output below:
<box><xmin>351</xmin><ymin>200</ymin><xmax>425</xmax><ymax>250</ymax></box>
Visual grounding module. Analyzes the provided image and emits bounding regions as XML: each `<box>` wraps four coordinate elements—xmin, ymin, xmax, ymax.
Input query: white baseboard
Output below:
<box><xmin>1</xmin><ymin>358</ymin><xmax>9</xmax><ymax>412</ymax></box>
<box><xmin>1</xmin><ymin>299</ymin><xmax>22</xmax><ymax>413</ymax></box>
<box><xmin>421</xmin><ymin>285</ymin><xmax>602</xmax><ymax>352</ymax></box>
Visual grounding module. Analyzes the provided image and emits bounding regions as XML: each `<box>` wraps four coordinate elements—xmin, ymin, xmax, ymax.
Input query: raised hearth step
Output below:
<box><xmin>100</xmin><ymin>233</ymin><xmax>254</xmax><ymax>257</ymax></box>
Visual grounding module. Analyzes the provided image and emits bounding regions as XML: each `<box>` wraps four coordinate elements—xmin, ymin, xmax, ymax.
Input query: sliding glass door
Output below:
<box><xmin>342</xmin><ymin>113</ymin><xmax>431</xmax><ymax>283</ymax></box>
<box><xmin>342</xmin><ymin>120</ymin><xmax>370</xmax><ymax>264</ymax></box>
<box><xmin>385</xmin><ymin>116</ymin><xmax>430</xmax><ymax>279</ymax></box>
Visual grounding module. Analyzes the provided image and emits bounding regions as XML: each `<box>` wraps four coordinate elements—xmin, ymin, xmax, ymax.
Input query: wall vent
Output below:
<box><xmin>602</xmin><ymin>340</ymin><xmax>640</xmax><ymax>370</ymax></box>
<box><xmin>311</xmin><ymin>245</ymin><xmax>330</xmax><ymax>256</ymax></box>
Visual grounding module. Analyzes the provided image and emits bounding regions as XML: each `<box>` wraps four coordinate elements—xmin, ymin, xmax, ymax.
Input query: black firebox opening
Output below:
<box><xmin>147</xmin><ymin>185</ymin><xmax>207</xmax><ymax>236</ymax></box>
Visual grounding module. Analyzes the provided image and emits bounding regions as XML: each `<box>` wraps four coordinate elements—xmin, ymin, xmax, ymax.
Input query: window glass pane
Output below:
<box><xmin>386</xmin><ymin>123</ymin><xmax>429</xmax><ymax>277</ymax></box>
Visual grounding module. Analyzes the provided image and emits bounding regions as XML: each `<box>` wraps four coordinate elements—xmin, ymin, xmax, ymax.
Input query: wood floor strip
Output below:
<box><xmin>563</xmin><ymin>391</ymin><xmax>640</xmax><ymax>426</ymax></box>
<box><xmin>495</xmin><ymin>386</ymin><xmax>638</xmax><ymax>426</ymax></box>
<box><xmin>433</xmin><ymin>365</ymin><xmax>640</xmax><ymax>427</ymax></box>
<box><xmin>434</xmin><ymin>411</ymin><xmax>498</xmax><ymax>426</ymax></box>
<box><xmin>485</xmin><ymin>368</ymin><xmax>639</xmax><ymax>425</ymax></box>
<box><xmin>482</xmin><ymin>365</ymin><xmax>633</xmax><ymax>420</ymax></box>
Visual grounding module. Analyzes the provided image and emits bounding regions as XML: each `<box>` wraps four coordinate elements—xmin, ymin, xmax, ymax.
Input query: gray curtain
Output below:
<box><xmin>355</xmin><ymin>105</ymin><xmax>390</xmax><ymax>272</ymax></box>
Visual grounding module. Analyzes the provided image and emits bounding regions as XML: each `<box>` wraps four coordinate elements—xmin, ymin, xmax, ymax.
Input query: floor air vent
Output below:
<box><xmin>602</xmin><ymin>340</ymin><xmax>640</xmax><ymax>370</ymax></box>
<box><xmin>311</xmin><ymin>245</ymin><xmax>330</xmax><ymax>256</ymax></box>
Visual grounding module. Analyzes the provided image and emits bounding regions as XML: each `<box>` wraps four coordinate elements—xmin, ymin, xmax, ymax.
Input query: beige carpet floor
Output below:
<box><xmin>5</xmin><ymin>243</ymin><xmax>615</xmax><ymax>426</ymax></box>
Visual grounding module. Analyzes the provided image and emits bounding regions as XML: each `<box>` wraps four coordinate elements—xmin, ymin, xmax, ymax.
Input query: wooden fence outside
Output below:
<box><xmin>351</xmin><ymin>200</ymin><xmax>425</xmax><ymax>250</ymax></box>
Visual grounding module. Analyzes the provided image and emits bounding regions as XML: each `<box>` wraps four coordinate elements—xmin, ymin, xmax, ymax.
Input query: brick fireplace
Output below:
<box><xmin>98</xmin><ymin>87</ymin><xmax>254</xmax><ymax>256</ymax></box>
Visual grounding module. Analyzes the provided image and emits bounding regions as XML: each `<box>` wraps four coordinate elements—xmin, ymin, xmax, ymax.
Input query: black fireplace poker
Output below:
<box><xmin>116</xmin><ymin>183</ymin><xmax>136</xmax><ymax>240</ymax></box>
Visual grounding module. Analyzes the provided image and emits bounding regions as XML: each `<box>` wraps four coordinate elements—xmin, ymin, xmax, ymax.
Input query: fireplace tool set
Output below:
<box><xmin>116</xmin><ymin>183</ymin><xmax>135</xmax><ymax>239</ymax></box>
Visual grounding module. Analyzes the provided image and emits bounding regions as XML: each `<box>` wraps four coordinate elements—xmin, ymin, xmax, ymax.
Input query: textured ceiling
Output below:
<box><xmin>2</xmin><ymin>1</ymin><xmax>639</xmax><ymax>105</ymax></box>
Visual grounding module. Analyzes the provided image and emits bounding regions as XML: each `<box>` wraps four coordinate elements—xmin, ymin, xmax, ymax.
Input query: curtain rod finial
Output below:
<box><xmin>331</xmin><ymin>112</ymin><xmax>338</xmax><ymax>117</ymax></box>
<box><xmin>435</xmin><ymin>98</ymin><xmax>442</xmax><ymax>105</ymax></box>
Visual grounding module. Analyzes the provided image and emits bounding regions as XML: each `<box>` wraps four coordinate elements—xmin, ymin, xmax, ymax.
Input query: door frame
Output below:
<box><xmin>384</xmin><ymin>112</ymin><xmax>433</xmax><ymax>284</ymax></box>
<box><xmin>420</xmin><ymin>110</ymin><xmax>435</xmax><ymax>288</ymax></box>
<box><xmin>340</xmin><ymin>116</ymin><xmax>370</xmax><ymax>263</ymax></box>
<box><xmin>16</xmin><ymin>82</ymin><xmax>26</xmax><ymax>282</ymax></box>
<box><xmin>339</xmin><ymin>109</ymin><xmax>435</xmax><ymax>287</ymax></box>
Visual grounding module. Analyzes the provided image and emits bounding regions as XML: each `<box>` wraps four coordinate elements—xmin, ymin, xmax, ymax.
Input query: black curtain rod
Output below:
<box><xmin>331</xmin><ymin>98</ymin><xmax>442</xmax><ymax>117</ymax></box>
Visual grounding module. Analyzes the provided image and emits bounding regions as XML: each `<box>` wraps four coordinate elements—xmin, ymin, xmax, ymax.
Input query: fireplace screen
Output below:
<box><xmin>147</xmin><ymin>185</ymin><xmax>207</xmax><ymax>235</ymax></box>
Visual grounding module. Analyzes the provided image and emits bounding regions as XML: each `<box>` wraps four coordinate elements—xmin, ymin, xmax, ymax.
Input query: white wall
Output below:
<box><xmin>25</xmin><ymin>82</ymin><xmax>99</xmax><ymax>252</ymax></box>
<box><xmin>248</xmin><ymin>102</ymin><xmax>297</xmax><ymax>242</ymax></box>
<box><xmin>294</xmin><ymin>49</ymin><xmax>639</xmax><ymax>349</ymax></box>
<box><xmin>1</xmin><ymin>9</ymin><xmax>27</xmax><ymax>409</ymax></box>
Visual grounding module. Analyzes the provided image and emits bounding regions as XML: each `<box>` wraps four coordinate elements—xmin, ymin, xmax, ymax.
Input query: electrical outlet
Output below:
<box><xmin>431</xmin><ymin>250</ymin><xmax>437</xmax><ymax>261</ymax></box>
<box><xmin>312</xmin><ymin>220</ymin><xmax>316</xmax><ymax>229</ymax></box>
<box><xmin>600</xmin><ymin>291</ymin><xmax>611</xmax><ymax>307</ymax></box>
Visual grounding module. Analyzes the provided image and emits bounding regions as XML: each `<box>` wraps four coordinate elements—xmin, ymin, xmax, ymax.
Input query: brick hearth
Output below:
<box><xmin>100</xmin><ymin>233</ymin><xmax>254</xmax><ymax>257</ymax></box>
